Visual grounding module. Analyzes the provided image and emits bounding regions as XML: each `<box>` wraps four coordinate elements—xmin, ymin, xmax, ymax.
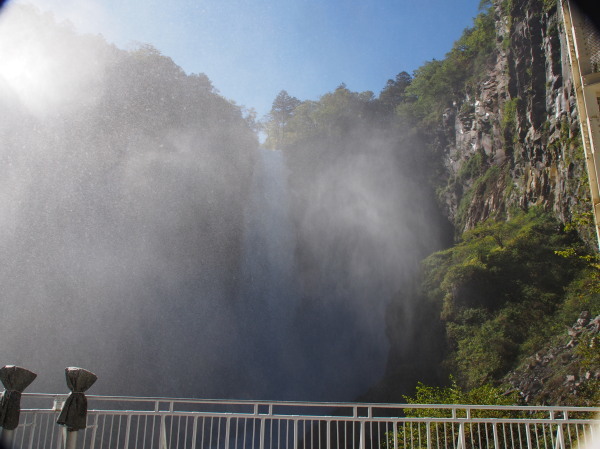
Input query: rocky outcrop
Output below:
<box><xmin>503</xmin><ymin>311</ymin><xmax>600</xmax><ymax>405</ymax></box>
<box><xmin>438</xmin><ymin>0</ymin><xmax>594</xmax><ymax>245</ymax></box>
<box><xmin>412</xmin><ymin>0</ymin><xmax>599</xmax><ymax>405</ymax></box>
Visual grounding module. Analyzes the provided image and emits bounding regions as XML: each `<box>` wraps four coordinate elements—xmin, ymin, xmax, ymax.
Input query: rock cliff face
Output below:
<box><xmin>504</xmin><ymin>312</ymin><xmax>600</xmax><ymax>405</ymax></box>
<box><xmin>423</xmin><ymin>0</ymin><xmax>600</xmax><ymax>405</ymax></box>
<box><xmin>368</xmin><ymin>0</ymin><xmax>600</xmax><ymax>406</ymax></box>
<box><xmin>438</xmin><ymin>0</ymin><xmax>594</xmax><ymax>245</ymax></box>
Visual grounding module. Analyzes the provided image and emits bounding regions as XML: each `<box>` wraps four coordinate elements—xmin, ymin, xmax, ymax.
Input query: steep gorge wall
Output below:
<box><xmin>368</xmin><ymin>0</ymin><xmax>600</xmax><ymax>405</ymax></box>
<box><xmin>437</xmin><ymin>0</ymin><xmax>594</xmax><ymax>245</ymax></box>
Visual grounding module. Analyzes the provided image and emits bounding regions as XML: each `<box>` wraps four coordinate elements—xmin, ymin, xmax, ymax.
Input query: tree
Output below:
<box><xmin>271</xmin><ymin>90</ymin><xmax>301</xmax><ymax>124</ymax></box>
<box><xmin>264</xmin><ymin>90</ymin><xmax>301</xmax><ymax>148</ymax></box>
<box><xmin>378</xmin><ymin>71</ymin><xmax>412</xmax><ymax>110</ymax></box>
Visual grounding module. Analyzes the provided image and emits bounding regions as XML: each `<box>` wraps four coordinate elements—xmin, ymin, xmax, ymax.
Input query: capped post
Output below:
<box><xmin>0</xmin><ymin>365</ymin><xmax>37</xmax><ymax>448</ymax></box>
<box><xmin>57</xmin><ymin>367</ymin><xmax>97</xmax><ymax>449</ymax></box>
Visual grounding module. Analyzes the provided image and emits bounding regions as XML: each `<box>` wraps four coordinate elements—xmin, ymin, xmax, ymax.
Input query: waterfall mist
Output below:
<box><xmin>0</xmin><ymin>4</ymin><xmax>258</xmax><ymax>397</ymax></box>
<box><xmin>0</xmin><ymin>4</ymin><xmax>447</xmax><ymax>401</ymax></box>
<box><xmin>277</xmin><ymin>108</ymin><xmax>448</xmax><ymax>399</ymax></box>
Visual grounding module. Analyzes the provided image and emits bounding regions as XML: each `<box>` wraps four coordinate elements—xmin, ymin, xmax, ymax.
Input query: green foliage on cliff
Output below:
<box><xmin>263</xmin><ymin>0</ymin><xmax>497</xmax><ymax>164</ymax></box>
<box><xmin>458</xmin><ymin>150</ymin><xmax>487</xmax><ymax>181</ymax></box>
<box><xmin>420</xmin><ymin>208</ymin><xmax>598</xmax><ymax>390</ymax></box>
<box><xmin>455</xmin><ymin>164</ymin><xmax>504</xmax><ymax>233</ymax></box>
<box><xmin>397</xmin><ymin>2</ymin><xmax>495</xmax><ymax>131</ymax></box>
<box><xmin>501</xmin><ymin>97</ymin><xmax>521</xmax><ymax>145</ymax></box>
<box><xmin>263</xmin><ymin>83</ymin><xmax>383</xmax><ymax>150</ymax></box>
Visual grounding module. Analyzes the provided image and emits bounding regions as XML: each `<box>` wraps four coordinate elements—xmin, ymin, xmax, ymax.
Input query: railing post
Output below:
<box><xmin>426</xmin><ymin>422</ymin><xmax>431</xmax><ymax>449</ymax></box>
<box><xmin>191</xmin><ymin>416</ymin><xmax>198</xmax><ymax>449</ymax></box>
<box><xmin>554</xmin><ymin>411</ymin><xmax>566</xmax><ymax>449</ymax></box>
<box><xmin>456</xmin><ymin>423</ymin><xmax>466</xmax><ymax>449</ymax></box>
<box><xmin>0</xmin><ymin>430</ymin><xmax>14</xmax><ymax>449</ymax></box>
<box><xmin>0</xmin><ymin>365</ymin><xmax>38</xmax><ymax>449</ymax></box>
<box><xmin>61</xmin><ymin>423</ymin><xmax>75</xmax><ymax>449</ymax></box>
<box><xmin>57</xmin><ymin>367</ymin><xmax>97</xmax><ymax>449</ymax></box>
<box><xmin>123</xmin><ymin>414</ymin><xmax>132</xmax><ymax>449</ymax></box>
<box><xmin>225</xmin><ymin>417</ymin><xmax>231</xmax><ymax>449</ymax></box>
<box><xmin>89</xmin><ymin>414</ymin><xmax>99</xmax><ymax>449</ymax></box>
<box><xmin>359</xmin><ymin>421</ymin><xmax>366</xmax><ymax>449</ymax></box>
<box><xmin>63</xmin><ymin>428</ymin><xmax>78</xmax><ymax>449</ymax></box>
<box><xmin>259</xmin><ymin>415</ymin><xmax>265</xmax><ymax>449</ymax></box>
<box><xmin>526</xmin><ymin>424</ymin><xmax>533</xmax><ymax>449</ymax></box>
<box><xmin>493</xmin><ymin>423</ymin><xmax>500</xmax><ymax>449</ymax></box>
<box><xmin>57</xmin><ymin>428</ymin><xmax>64</xmax><ymax>449</ymax></box>
<box><xmin>293</xmin><ymin>420</ymin><xmax>298</xmax><ymax>449</ymax></box>
<box><xmin>554</xmin><ymin>425</ymin><xmax>565</xmax><ymax>449</ymax></box>
<box><xmin>159</xmin><ymin>415</ymin><xmax>168</xmax><ymax>449</ymax></box>
<box><xmin>326</xmin><ymin>420</ymin><xmax>331</xmax><ymax>449</ymax></box>
<box><xmin>27</xmin><ymin>413</ymin><xmax>38</xmax><ymax>449</ymax></box>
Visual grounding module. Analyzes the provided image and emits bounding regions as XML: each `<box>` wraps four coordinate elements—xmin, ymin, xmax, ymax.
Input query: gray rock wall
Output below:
<box><xmin>437</xmin><ymin>0</ymin><xmax>594</xmax><ymax>245</ymax></box>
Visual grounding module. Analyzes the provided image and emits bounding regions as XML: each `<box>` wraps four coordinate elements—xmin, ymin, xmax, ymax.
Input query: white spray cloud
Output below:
<box><xmin>0</xmin><ymin>2</ymin><xmax>111</xmax><ymax>117</ymax></box>
<box><xmin>577</xmin><ymin>420</ymin><xmax>600</xmax><ymax>449</ymax></box>
<box><xmin>0</xmin><ymin>3</ymin><xmax>259</xmax><ymax>397</ymax></box>
<box><xmin>11</xmin><ymin>0</ymin><xmax>113</xmax><ymax>37</ymax></box>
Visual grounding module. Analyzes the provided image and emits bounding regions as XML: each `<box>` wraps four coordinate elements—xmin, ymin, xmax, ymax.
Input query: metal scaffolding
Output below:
<box><xmin>560</xmin><ymin>0</ymin><xmax>600</xmax><ymax>249</ymax></box>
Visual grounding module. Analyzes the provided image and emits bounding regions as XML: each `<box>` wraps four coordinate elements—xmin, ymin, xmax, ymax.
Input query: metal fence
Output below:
<box><xmin>6</xmin><ymin>394</ymin><xmax>600</xmax><ymax>449</ymax></box>
<box><xmin>581</xmin><ymin>12</ymin><xmax>600</xmax><ymax>73</ymax></box>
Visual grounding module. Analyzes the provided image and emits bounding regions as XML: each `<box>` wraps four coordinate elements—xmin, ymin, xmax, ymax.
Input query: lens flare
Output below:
<box><xmin>0</xmin><ymin>4</ymin><xmax>107</xmax><ymax>116</ymax></box>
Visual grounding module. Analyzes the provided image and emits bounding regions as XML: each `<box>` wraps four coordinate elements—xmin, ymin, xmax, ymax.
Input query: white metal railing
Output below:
<box><xmin>560</xmin><ymin>0</ymin><xmax>600</xmax><ymax>248</ymax></box>
<box><xmin>5</xmin><ymin>394</ymin><xmax>599</xmax><ymax>449</ymax></box>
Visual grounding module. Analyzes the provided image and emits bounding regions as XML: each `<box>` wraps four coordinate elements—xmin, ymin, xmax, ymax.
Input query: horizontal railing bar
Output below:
<box><xmin>76</xmin><ymin>414</ymin><xmax>597</xmax><ymax>425</ymax></box>
<box><xmin>22</xmin><ymin>412</ymin><xmax>596</xmax><ymax>426</ymax></box>
<box><xmin>21</xmin><ymin>409</ymin><xmax>598</xmax><ymax>426</ymax></box>
<box><xmin>20</xmin><ymin>393</ymin><xmax>600</xmax><ymax>413</ymax></box>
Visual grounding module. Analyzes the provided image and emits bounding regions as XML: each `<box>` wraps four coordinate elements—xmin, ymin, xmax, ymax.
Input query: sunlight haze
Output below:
<box><xmin>7</xmin><ymin>0</ymin><xmax>481</xmax><ymax>116</ymax></box>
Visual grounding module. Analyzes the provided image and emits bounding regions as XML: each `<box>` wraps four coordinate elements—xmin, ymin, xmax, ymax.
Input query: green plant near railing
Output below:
<box><xmin>381</xmin><ymin>421</ymin><xmax>570</xmax><ymax>449</ymax></box>
<box><xmin>381</xmin><ymin>418</ymin><xmax>538</xmax><ymax>449</ymax></box>
<box><xmin>381</xmin><ymin>413</ymin><xmax>592</xmax><ymax>449</ymax></box>
<box><xmin>380</xmin><ymin>379</ymin><xmax>524</xmax><ymax>449</ymax></box>
<box><xmin>401</xmin><ymin>380</ymin><xmax>519</xmax><ymax>417</ymax></box>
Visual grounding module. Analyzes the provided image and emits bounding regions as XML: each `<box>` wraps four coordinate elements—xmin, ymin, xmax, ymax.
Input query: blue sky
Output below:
<box><xmin>10</xmin><ymin>0</ymin><xmax>482</xmax><ymax>117</ymax></box>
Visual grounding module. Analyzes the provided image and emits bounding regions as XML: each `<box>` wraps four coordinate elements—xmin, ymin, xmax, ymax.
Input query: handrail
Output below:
<box><xmin>10</xmin><ymin>393</ymin><xmax>599</xmax><ymax>449</ymax></box>
<box><xmin>20</xmin><ymin>393</ymin><xmax>600</xmax><ymax>413</ymax></box>
<box><xmin>18</xmin><ymin>393</ymin><xmax>600</xmax><ymax>424</ymax></box>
